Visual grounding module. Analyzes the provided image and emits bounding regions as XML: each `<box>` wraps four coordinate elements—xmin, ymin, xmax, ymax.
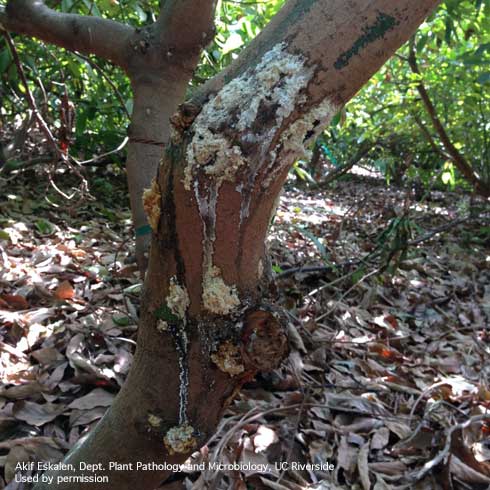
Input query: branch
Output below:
<box><xmin>193</xmin><ymin>0</ymin><xmax>442</xmax><ymax>108</ymax></box>
<box><xmin>156</xmin><ymin>0</ymin><xmax>216</xmax><ymax>58</ymax></box>
<box><xmin>3</xmin><ymin>31</ymin><xmax>60</xmax><ymax>157</ymax></box>
<box><xmin>412</xmin><ymin>112</ymin><xmax>451</xmax><ymax>160</ymax></box>
<box><xmin>1</xmin><ymin>0</ymin><xmax>133</xmax><ymax>69</ymax></box>
<box><xmin>408</xmin><ymin>37</ymin><xmax>490</xmax><ymax>197</ymax></box>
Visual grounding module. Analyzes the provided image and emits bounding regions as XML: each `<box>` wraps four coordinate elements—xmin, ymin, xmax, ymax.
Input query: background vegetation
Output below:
<box><xmin>1</xmin><ymin>0</ymin><xmax>489</xmax><ymax>198</ymax></box>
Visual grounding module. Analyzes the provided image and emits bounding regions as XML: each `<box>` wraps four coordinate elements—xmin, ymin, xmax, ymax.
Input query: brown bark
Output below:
<box><xmin>3</xmin><ymin>1</ymin><xmax>442</xmax><ymax>489</ymax></box>
<box><xmin>408</xmin><ymin>37</ymin><xmax>490</xmax><ymax>197</ymax></box>
<box><xmin>0</xmin><ymin>1</ymin><xmax>133</xmax><ymax>69</ymax></box>
<box><xmin>126</xmin><ymin>80</ymin><xmax>184</xmax><ymax>273</ymax></box>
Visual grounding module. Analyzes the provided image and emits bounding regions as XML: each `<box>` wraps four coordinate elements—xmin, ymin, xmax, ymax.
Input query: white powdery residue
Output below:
<box><xmin>184</xmin><ymin>43</ymin><xmax>315</xmax><ymax>191</ymax></box>
<box><xmin>282</xmin><ymin>98</ymin><xmax>338</xmax><ymax>154</ymax></box>
<box><xmin>194</xmin><ymin>176</ymin><xmax>240</xmax><ymax>317</ymax></box>
<box><xmin>166</xmin><ymin>277</ymin><xmax>190</xmax><ymax>320</ymax></box>
<box><xmin>164</xmin><ymin>424</ymin><xmax>196</xmax><ymax>455</ymax></box>
<box><xmin>264</xmin><ymin>98</ymin><xmax>339</xmax><ymax>187</ymax></box>
<box><xmin>175</xmin><ymin>330</ymin><xmax>189</xmax><ymax>425</ymax></box>
<box><xmin>156</xmin><ymin>320</ymin><xmax>169</xmax><ymax>332</ymax></box>
<box><xmin>258</xmin><ymin>259</ymin><xmax>264</xmax><ymax>278</ymax></box>
<box><xmin>202</xmin><ymin>266</ymin><xmax>240</xmax><ymax>315</ymax></box>
<box><xmin>164</xmin><ymin>277</ymin><xmax>191</xmax><ymax>424</ymax></box>
<box><xmin>148</xmin><ymin>413</ymin><xmax>162</xmax><ymax>428</ymax></box>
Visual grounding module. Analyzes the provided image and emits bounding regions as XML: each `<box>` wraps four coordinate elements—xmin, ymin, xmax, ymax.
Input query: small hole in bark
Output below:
<box><xmin>304</xmin><ymin>130</ymin><xmax>315</xmax><ymax>141</ymax></box>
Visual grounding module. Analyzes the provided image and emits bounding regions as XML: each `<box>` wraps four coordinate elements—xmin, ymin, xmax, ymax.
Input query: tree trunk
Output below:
<box><xmin>3</xmin><ymin>1</ymin><xmax>442</xmax><ymax>490</ymax></box>
<box><xmin>126</xmin><ymin>80</ymin><xmax>180</xmax><ymax>272</ymax></box>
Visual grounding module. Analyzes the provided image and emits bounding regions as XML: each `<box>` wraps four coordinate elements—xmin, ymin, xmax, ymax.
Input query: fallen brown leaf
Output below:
<box><xmin>54</xmin><ymin>280</ymin><xmax>75</xmax><ymax>300</ymax></box>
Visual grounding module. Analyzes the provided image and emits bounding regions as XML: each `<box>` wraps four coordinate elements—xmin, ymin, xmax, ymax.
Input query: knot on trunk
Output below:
<box><xmin>170</xmin><ymin>102</ymin><xmax>201</xmax><ymax>142</ymax></box>
<box><xmin>241</xmin><ymin>306</ymin><xmax>289</xmax><ymax>373</ymax></box>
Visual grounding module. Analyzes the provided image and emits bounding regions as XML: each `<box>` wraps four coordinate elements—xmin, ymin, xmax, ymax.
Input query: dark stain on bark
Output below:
<box><xmin>70</xmin><ymin>20</ymin><xmax>79</xmax><ymax>35</ymax></box>
<box><xmin>334</xmin><ymin>12</ymin><xmax>399</xmax><ymax>70</ymax></box>
<box><xmin>252</xmin><ymin>100</ymin><xmax>280</xmax><ymax>134</ymax></box>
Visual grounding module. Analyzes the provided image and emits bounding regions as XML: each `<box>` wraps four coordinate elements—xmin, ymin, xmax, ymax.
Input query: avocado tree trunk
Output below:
<box><xmin>126</xmin><ymin>80</ymin><xmax>181</xmax><ymax>272</ymax></box>
<box><xmin>2</xmin><ymin>1</ymin><xmax>441</xmax><ymax>489</ymax></box>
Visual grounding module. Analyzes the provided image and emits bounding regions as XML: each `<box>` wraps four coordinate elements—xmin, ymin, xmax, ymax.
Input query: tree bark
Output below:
<box><xmin>126</xmin><ymin>80</ymin><xmax>183</xmax><ymax>272</ymax></box>
<box><xmin>0</xmin><ymin>1</ymin><xmax>133</xmax><ymax>69</ymax></box>
<box><xmin>4</xmin><ymin>1</ymin><xmax>442</xmax><ymax>489</ymax></box>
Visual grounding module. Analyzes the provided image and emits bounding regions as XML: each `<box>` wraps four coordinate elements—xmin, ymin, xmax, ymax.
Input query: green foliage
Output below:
<box><xmin>192</xmin><ymin>0</ymin><xmax>284</xmax><ymax>86</ymax></box>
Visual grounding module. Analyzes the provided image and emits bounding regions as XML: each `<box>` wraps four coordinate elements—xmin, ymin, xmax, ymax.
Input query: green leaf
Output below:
<box><xmin>112</xmin><ymin>315</ymin><xmax>131</xmax><ymax>327</ymax></box>
<box><xmin>444</xmin><ymin>17</ymin><xmax>454</xmax><ymax>45</ymax></box>
<box><xmin>155</xmin><ymin>305</ymin><xmax>179</xmax><ymax>324</ymax></box>
<box><xmin>0</xmin><ymin>48</ymin><xmax>11</xmax><ymax>74</ymax></box>
<box><xmin>35</xmin><ymin>219</ymin><xmax>54</xmax><ymax>235</ymax></box>
<box><xmin>123</xmin><ymin>284</ymin><xmax>142</xmax><ymax>294</ymax></box>
<box><xmin>351</xmin><ymin>267</ymin><xmax>366</xmax><ymax>284</ymax></box>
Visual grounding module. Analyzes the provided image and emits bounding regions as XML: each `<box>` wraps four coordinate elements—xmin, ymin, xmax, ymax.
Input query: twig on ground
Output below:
<box><xmin>408</xmin><ymin>414</ymin><xmax>490</xmax><ymax>483</ymax></box>
<box><xmin>315</xmin><ymin>267</ymin><xmax>382</xmax><ymax>323</ymax></box>
<box><xmin>277</xmin><ymin>214</ymin><xmax>481</xmax><ymax>281</ymax></box>
<box><xmin>408</xmin><ymin>380</ymin><xmax>452</xmax><ymax>427</ymax></box>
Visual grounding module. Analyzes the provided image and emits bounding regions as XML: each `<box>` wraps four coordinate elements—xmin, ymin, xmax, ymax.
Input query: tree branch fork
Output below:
<box><xmin>0</xmin><ymin>0</ymin><xmax>216</xmax><ymax>77</ymax></box>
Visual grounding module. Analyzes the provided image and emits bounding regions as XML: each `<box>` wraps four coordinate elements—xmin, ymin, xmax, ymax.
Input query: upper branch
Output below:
<box><xmin>156</xmin><ymin>0</ymin><xmax>216</xmax><ymax>56</ymax></box>
<box><xmin>1</xmin><ymin>0</ymin><xmax>133</xmax><ymax>69</ymax></box>
<box><xmin>194</xmin><ymin>0</ymin><xmax>442</xmax><ymax>108</ymax></box>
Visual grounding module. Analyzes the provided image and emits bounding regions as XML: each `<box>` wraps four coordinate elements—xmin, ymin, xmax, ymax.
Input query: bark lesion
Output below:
<box><xmin>207</xmin><ymin>304</ymin><xmax>289</xmax><ymax>377</ymax></box>
<box><xmin>211</xmin><ymin>341</ymin><xmax>245</xmax><ymax>376</ymax></box>
<box><xmin>163</xmin><ymin>424</ymin><xmax>197</xmax><ymax>455</ymax></box>
<box><xmin>142</xmin><ymin>179</ymin><xmax>162</xmax><ymax>232</ymax></box>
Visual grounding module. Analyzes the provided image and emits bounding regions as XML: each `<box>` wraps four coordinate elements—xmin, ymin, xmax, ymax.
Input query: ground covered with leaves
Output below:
<box><xmin>0</xmin><ymin>173</ymin><xmax>489</xmax><ymax>490</ymax></box>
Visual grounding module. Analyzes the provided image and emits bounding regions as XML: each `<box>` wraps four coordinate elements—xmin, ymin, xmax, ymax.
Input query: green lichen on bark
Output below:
<box><xmin>334</xmin><ymin>12</ymin><xmax>398</xmax><ymax>69</ymax></box>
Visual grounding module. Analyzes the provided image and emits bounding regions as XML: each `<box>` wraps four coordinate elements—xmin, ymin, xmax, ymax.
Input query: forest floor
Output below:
<box><xmin>0</xmin><ymin>171</ymin><xmax>490</xmax><ymax>490</ymax></box>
